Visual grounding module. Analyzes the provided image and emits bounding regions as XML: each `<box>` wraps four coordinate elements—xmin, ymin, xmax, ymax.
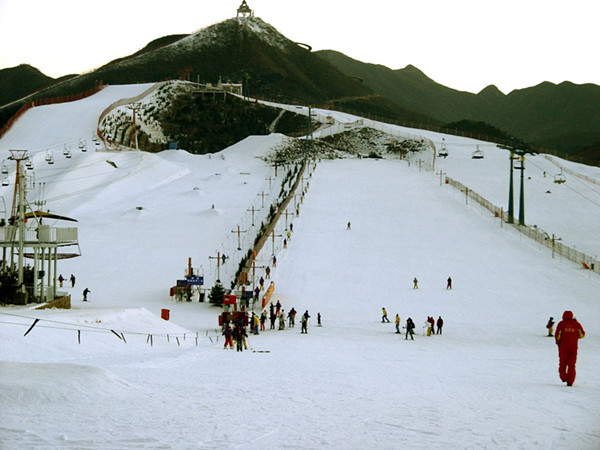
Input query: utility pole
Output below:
<box><xmin>247</xmin><ymin>205</ymin><xmax>259</xmax><ymax>227</ymax></box>
<box><xmin>271</xmin><ymin>229</ymin><xmax>282</xmax><ymax>255</ymax></box>
<box><xmin>208</xmin><ymin>251</ymin><xmax>222</xmax><ymax>282</ymax></box>
<box><xmin>231</xmin><ymin>225</ymin><xmax>247</xmax><ymax>251</ymax></box>
<box><xmin>257</xmin><ymin>191</ymin><xmax>268</xmax><ymax>208</ymax></box>
<box><xmin>265</xmin><ymin>176</ymin><xmax>273</xmax><ymax>190</ymax></box>
<box><xmin>437</xmin><ymin>170</ymin><xmax>446</xmax><ymax>186</ymax></box>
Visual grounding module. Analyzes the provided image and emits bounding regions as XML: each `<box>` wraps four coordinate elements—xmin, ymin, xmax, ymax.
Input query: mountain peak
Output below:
<box><xmin>478</xmin><ymin>84</ymin><xmax>505</xmax><ymax>97</ymax></box>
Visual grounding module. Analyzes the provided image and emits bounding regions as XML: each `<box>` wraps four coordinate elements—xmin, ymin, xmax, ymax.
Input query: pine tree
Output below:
<box><xmin>208</xmin><ymin>282</ymin><xmax>226</xmax><ymax>307</ymax></box>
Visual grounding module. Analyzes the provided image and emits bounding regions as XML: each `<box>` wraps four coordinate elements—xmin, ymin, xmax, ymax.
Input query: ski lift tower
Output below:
<box><xmin>8</xmin><ymin>149</ymin><xmax>28</xmax><ymax>285</ymax></box>
<box><xmin>237</xmin><ymin>0</ymin><xmax>254</xmax><ymax>21</ymax></box>
<box><xmin>0</xmin><ymin>149</ymin><xmax>81</xmax><ymax>304</ymax></box>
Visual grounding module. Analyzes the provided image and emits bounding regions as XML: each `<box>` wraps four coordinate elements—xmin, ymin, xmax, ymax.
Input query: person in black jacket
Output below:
<box><xmin>436</xmin><ymin>316</ymin><xmax>444</xmax><ymax>335</ymax></box>
<box><xmin>405</xmin><ymin>317</ymin><xmax>415</xmax><ymax>340</ymax></box>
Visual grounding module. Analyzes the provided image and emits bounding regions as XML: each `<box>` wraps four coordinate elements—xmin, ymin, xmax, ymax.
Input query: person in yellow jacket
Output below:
<box><xmin>381</xmin><ymin>307</ymin><xmax>390</xmax><ymax>323</ymax></box>
<box><xmin>395</xmin><ymin>314</ymin><xmax>401</xmax><ymax>334</ymax></box>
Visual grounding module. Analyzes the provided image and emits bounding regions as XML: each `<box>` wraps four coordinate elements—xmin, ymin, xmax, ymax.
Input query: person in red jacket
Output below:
<box><xmin>554</xmin><ymin>310</ymin><xmax>585</xmax><ymax>386</ymax></box>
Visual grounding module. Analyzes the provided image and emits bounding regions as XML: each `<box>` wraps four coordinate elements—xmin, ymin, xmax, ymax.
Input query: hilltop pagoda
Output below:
<box><xmin>237</xmin><ymin>1</ymin><xmax>254</xmax><ymax>20</ymax></box>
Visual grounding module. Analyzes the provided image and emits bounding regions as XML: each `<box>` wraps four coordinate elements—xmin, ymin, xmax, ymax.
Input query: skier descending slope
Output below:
<box><xmin>555</xmin><ymin>311</ymin><xmax>585</xmax><ymax>386</ymax></box>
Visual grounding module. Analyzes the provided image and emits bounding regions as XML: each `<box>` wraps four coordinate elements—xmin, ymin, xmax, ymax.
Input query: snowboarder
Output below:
<box><xmin>70</xmin><ymin>274</ymin><xmax>76</xmax><ymax>287</ymax></box>
<box><xmin>58</xmin><ymin>274</ymin><xmax>64</xmax><ymax>287</ymax></box>
<box><xmin>405</xmin><ymin>317</ymin><xmax>415</xmax><ymax>340</ymax></box>
<box><xmin>413</xmin><ymin>277</ymin><xmax>419</xmax><ymax>289</ymax></box>
<box><xmin>82</xmin><ymin>288</ymin><xmax>90</xmax><ymax>301</ymax></box>
<box><xmin>381</xmin><ymin>307</ymin><xmax>390</xmax><ymax>323</ymax></box>
<box><xmin>555</xmin><ymin>311</ymin><xmax>585</xmax><ymax>386</ymax></box>
<box><xmin>436</xmin><ymin>316</ymin><xmax>444</xmax><ymax>335</ymax></box>
<box><xmin>395</xmin><ymin>314</ymin><xmax>401</xmax><ymax>334</ymax></box>
<box><xmin>222</xmin><ymin>325</ymin><xmax>234</xmax><ymax>349</ymax></box>
<box><xmin>347</xmin><ymin>221</ymin><xmax>351</xmax><ymax>230</ymax></box>
<box><xmin>259</xmin><ymin>276</ymin><xmax>265</xmax><ymax>290</ymax></box>
<box><xmin>446</xmin><ymin>277</ymin><xmax>452</xmax><ymax>290</ymax></box>
<box><xmin>272</xmin><ymin>255</ymin><xmax>277</xmax><ymax>267</ymax></box>
<box><xmin>301</xmin><ymin>310</ymin><xmax>310</xmax><ymax>334</ymax></box>
<box><xmin>546</xmin><ymin>317</ymin><xmax>555</xmax><ymax>337</ymax></box>
<box><xmin>265</xmin><ymin>266</ymin><xmax>271</xmax><ymax>279</ymax></box>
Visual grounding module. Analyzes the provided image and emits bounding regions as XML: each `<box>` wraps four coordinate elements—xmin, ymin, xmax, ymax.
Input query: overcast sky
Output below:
<box><xmin>0</xmin><ymin>0</ymin><xmax>597</xmax><ymax>94</ymax></box>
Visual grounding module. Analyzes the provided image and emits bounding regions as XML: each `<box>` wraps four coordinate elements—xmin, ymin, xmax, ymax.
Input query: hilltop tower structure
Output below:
<box><xmin>237</xmin><ymin>1</ymin><xmax>254</xmax><ymax>21</ymax></box>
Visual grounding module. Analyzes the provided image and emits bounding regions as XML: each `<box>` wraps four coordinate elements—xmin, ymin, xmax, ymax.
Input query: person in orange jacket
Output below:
<box><xmin>554</xmin><ymin>310</ymin><xmax>585</xmax><ymax>386</ymax></box>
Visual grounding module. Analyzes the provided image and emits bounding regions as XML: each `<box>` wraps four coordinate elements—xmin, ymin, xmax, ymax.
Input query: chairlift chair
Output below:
<box><xmin>2</xmin><ymin>177</ymin><xmax>9</xmax><ymax>186</ymax></box>
<box><xmin>438</xmin><ymin>142</ymin><xmax>449</xmax><ymax>158</ymax></box>
<box><xmin>554</xmin><ymin>172</ymin><xmax>566</xmax><ymax>184</ymax></box>
<box><xmin>471</xmin><ymin>146</ymin><xmax>484</xmax><ymax>159</ymax></box>
<box><xmin>1</xmin><ymin>164</ymin><xmax>7</xmax><ymax>175</ymax></box>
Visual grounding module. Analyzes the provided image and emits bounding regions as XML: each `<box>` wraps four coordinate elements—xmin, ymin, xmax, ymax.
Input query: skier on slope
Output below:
<box><xmin>546</xmin><ymin>317</ymin><xmax>555</xmax><ymax>337</ymax></box>
<box><xmin>278</xmin><ymin>310</ymin><xmax>286</xmax><ymax>330</ymax></box>
<box><xmin>436</xmin><ymin>316</ymin><xmax>444</xmax><ymax>335</ymax></box>
<box><xmin>288</xmin><ymin>308</ymin><xmax>297</xmax><ymax>328</ymax></box>
<box><xmin>234</xmin><ymin>324</ymin><xmax>248</xmax><ymax>352</ymax></box>
<box><xmin>222</xmin><ymin>325</ymin><xmax>234</xmax><ymax>349</ymax></box>
<box><xmin>405</xmin><ymin>317</ymin><xmax>415</xmax><ymax>340</ymax></box>
<box><xmin>555</xmin><ymin>311</ymin><xmax>585</xmax><ymax>386</ymax></box>
<box><xmin>301</xmin><ymin>310</ymin><xmax>310</xmax><ymax>334</ymax></box>
<box><xmin>381</xmin><ymin>307</ymin><xmax>390</xmax><ymax>323</ymax></box>
<box><xmin>395</xmin><ymin>314</ymin><xmax>401</xmax><ymax>334</ymax></box>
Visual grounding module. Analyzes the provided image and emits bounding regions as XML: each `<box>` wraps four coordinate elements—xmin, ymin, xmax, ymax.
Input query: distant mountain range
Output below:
<box><xmin>1</xmin><ymin>17</ymin><xmax>598</xmax><ymax>165</ymax></box>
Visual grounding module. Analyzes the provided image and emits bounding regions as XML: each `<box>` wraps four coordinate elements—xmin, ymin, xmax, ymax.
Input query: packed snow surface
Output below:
<box><xmin>0</xmin><ymin>84</ymin><xmax>599</xmax><ymax>449</ymax></box>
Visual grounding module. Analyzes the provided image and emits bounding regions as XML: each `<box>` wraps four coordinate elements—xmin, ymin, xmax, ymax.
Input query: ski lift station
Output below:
<box><xmin>0</xmin><ymin>150</ymin><xmax>80</xmax><ymax>305</ymax></box>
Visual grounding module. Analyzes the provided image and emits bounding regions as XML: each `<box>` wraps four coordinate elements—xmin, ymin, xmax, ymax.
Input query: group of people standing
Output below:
<box><xmin>223</xmin><ymin>300</ymin><xmax>317</xmax><ymax>351</ymax></box>
<box><xmin>382</xmin><ymin>308</ymin><xmax>444</xmax><ymax>340</ymax></box>
<box><xmin>57</xmin><ymin>273</ymin><xmax>76</xmax><ymax>288</ymax></box>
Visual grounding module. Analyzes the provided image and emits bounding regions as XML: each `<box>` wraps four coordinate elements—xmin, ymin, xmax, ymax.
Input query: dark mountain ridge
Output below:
<box><xmin>1</xmin><ymin>18</ymin><xmax>598</xmax><ymax>164</ymax></box>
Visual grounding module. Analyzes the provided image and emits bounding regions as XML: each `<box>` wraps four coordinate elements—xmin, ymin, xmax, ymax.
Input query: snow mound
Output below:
<box><xmin>0</xmin><ymin>361</ymin><xmax>135</xmax><ymax>405</ymax></box>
